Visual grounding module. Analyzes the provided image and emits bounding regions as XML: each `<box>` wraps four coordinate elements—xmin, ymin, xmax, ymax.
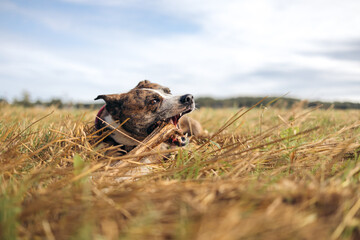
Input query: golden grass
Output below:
<box><xmin>1</xmin><ymin>102</ymin><xmax>360</xmax><ymax>240</ymax></box>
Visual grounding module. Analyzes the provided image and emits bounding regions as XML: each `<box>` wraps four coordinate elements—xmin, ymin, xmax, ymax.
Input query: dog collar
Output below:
<box><xmin>95</xmin><ymin>104</ymin><xmax>106</xmax><ymax>129</ymax></box>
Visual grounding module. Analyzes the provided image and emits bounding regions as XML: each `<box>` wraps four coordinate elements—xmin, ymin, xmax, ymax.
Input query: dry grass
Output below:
<box><xmin>1</xmin><ymin>102</ymin><xmax>360</xmax><ymax>240</ymax></box>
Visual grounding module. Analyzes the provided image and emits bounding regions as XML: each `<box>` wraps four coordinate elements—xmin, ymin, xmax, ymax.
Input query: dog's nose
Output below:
<box><xmin>180</xmin><ymin>94</ymin><xmax>194</xmax><ymax>104</ymax></box>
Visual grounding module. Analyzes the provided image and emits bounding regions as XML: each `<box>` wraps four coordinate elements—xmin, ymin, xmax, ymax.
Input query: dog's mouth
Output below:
<box><xmin>168</xmin><ymin>109</ymin><xmax>192</xmax><ymax>128</ymax></box>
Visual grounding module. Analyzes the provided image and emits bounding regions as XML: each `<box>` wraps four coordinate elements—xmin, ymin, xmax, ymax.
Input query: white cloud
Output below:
<box><xmin>0</xmin><ymin>0</ymin><xmax>360</xmax><ymax>102</ymax></box>
<box><xmin>0</xmin><ymin>38</ymin><xmax>101</xmax><ymax>81</ymax></box>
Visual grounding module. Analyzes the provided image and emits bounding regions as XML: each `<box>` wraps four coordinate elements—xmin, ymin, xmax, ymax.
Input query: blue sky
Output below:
<box><xmin>1</xmin><ymin>0</ymin><xmax>360</xmax><ymax>103</ymax></box>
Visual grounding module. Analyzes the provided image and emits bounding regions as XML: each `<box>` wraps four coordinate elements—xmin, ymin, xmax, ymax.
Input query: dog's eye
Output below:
<box><xmin>149</xmin><ymin>99</ymin><xmax>158</xmax><ymax>105</ymax></box>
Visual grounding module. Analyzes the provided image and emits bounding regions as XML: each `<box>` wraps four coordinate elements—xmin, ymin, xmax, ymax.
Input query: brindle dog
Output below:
<box><xmin>94</xmin><ymin>80</ymin><xmax>202</xmax><ymax>153</ymax></box>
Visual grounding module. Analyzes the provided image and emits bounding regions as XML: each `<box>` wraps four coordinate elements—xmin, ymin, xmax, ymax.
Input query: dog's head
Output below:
<box><xmin>95</xmin><ymin>80</ymin><xmax>195</xmax><ymax>142</ymax></box>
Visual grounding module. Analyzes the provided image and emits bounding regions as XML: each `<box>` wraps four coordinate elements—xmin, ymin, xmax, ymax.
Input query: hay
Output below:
<box><xmin>1</xmin><ymin>104</ymin><xmax>360</xmax><ymax>239</ymax></box>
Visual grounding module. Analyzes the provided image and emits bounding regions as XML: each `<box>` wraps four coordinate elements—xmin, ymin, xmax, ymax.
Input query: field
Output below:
<box><xmin>1</xmin><ymin>102</ymin><xmax>360</xmax><ymax>240</ymax></box>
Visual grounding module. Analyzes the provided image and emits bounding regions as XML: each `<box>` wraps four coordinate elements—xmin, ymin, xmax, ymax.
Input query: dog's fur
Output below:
<box><xmin>94</xmin><ymin>80</ymin><xmax>202</xmax><ymax>153</ymax></box>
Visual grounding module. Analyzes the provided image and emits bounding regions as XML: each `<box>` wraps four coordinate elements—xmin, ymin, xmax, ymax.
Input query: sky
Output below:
<box><xmin>0</xmin><ymin>0</ymin><xmax>360</xmax><ymax>103</ymax></box>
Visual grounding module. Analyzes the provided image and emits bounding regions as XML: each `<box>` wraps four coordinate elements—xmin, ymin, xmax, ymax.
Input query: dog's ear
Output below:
<box><xmin>133</xmin><ymin>80</ymin><xmax>171</xmax><ymax>94</ymax></box>
<box><xmin>94</xmin><ymin>94</ymin><xmax>125</xmax><ymax>107</ymax></box>
<box><xmin>95</xmin><ymin>94</ymin><xmax>125</xmax><ymax>116</ymax></box>
<box><xmin>134</xmin><ymin>80</ymin><xmax>151</xmax><ymax>89</ymax></box>
<box><xmin>94</xmin><ymin>94</ymin><xmax>122</xmax><ymax>102</ymax></box>
<box><xmin>94</xmin><ymin>95</ymin><xmax>106</xmax><ymax>101</ymax></box>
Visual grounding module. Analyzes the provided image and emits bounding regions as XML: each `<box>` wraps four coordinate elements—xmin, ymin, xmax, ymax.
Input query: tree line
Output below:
<box><xmin>1</xmin><ymin>93</ymin><xmax>360</xmax><ymax>110</ymax></box>
<box><xmin>0</xmin><ymin>92</ymin><xmax>102</xmax><ymax>110</ymax></box>
<box><xmin>195</xmin><ymin>97</ymin><xmax>360</xmax><ymax>109</ymax></box>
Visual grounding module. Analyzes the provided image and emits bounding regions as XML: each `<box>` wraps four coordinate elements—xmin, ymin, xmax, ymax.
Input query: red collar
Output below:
<box><xmin>95</xmin><ymin>104</ymin><xmax>106</xmax><ymax>129</ymax></box>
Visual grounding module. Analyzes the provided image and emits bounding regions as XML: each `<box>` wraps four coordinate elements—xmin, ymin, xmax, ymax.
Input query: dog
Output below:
<box><xmin>94</xmin><ymin>80</ymin><xmax>203</xmax><ymax>154</ymax></box>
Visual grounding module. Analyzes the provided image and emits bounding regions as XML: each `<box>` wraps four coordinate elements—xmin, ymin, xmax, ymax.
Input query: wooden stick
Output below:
<box><xmin>112</xmin><ymin>123</ymin><xmax>183</xmax><ymax>166</ymax></box>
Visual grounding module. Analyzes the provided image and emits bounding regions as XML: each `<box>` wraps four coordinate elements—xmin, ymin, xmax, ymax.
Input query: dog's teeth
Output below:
<box><xmin>180</xmin><ymin>113</ymin><xmax>183</xmax><ymax>117</ymax></box>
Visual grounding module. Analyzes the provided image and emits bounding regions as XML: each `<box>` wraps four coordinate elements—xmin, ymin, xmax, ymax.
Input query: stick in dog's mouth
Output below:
<box><xmin>149</xmin><ymin>108</ymin><xmax>193</xmax><ymax>146</ymax></box>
